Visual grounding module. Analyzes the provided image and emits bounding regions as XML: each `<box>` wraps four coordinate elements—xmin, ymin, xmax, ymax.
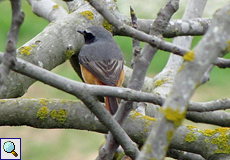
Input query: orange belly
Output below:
<box><xmin>80</xmin><ymin>65</ymin><xmax>124</xmax><ymax>87</ymax></box>
<box><xmin>80</xmin><ymin>65</ymin><xmax>124</xmax><ymax>114</ymax></box>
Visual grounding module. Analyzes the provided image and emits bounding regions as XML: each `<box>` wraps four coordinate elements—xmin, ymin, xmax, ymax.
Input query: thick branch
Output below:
<box><xmin>1</xmin><ymin>98</ymin><xmax>230</xmax><ymax>159</ymax></box>
<box><xmin>27</xmin><ymin>0</ymin><xmax>68</xmax><ymax>22</ymax></box>
<box><xmin>114</xmin><ymin>17</ymin><xmax>211</xmax><ymax>38</ymax></box>
<box><xmin>137</xmin><ymin>18</ymin><xmax>211</xmax><ymax>38</ymax></box>
<box><xmin>186</xmin><ymin>111</ymin><xmax>230</xmax><ymax>127</ymax></box>
<box><xmin>0</xmin><ymin>0</ymin><xmax>105</xmax><ymax>98</ymax></box>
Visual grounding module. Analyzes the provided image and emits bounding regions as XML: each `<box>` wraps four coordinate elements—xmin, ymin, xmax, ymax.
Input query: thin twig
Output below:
<box><xmin>167</xmin><ymin>149</ymin><xmax>205</xmax><ymax>160</ymax></box>
<box><xmin>214</xmin><ymin>57</ymin><xmax>230</xmax><ymax>68</ymax></box>
<box><xmin>130</xmin><ymin>6</ymin><xmax>141</xmax><ymax>68</ymax></box>
<box><xmin>0</xmin><ymin>0</ymin><xmax>24</xmax><ymax>97</ymax></box>
<box><xmin>88</xmin><ymin>0</ymin><xmax>188</xmax><ymax>57</ymax></box>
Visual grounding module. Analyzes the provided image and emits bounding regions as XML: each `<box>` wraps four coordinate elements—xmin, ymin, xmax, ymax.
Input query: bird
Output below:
<box><xmin>78</xmin><ymin>26</ymin><xmax>124</xmax><ymax>115</ymax></box>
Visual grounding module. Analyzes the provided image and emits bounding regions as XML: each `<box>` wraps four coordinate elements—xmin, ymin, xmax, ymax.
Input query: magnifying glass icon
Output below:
<box><xmin>3</xmin><ymin>141</ymin><xmax>18</xmax><ymax>157</ymax></box>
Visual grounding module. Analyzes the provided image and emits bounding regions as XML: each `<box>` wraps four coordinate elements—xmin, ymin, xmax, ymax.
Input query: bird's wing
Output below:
<box><xmin>81</xmin><ymin>59</ymin><xmax>124</xmax><ymax>86</ymax></box>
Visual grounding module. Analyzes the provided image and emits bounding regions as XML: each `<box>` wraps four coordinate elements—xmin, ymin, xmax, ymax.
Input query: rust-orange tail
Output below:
<box><xmin>105</xmin><ymin>97</ymin><xmax>118</xmax><ymax>115</ymax></box>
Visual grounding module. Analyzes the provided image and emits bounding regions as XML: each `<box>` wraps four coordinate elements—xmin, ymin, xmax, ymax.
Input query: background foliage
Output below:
<box><xmin>0</xmin><ymin>0</ymin><xmax>229</xmax><ymax>159</ymax></box>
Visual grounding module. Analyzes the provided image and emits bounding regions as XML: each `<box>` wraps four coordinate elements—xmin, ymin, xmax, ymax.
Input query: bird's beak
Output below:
<box><xmin>77</xmin><ymin>30</ymin><xmax>84</xmax><ymax>35</ymax></box>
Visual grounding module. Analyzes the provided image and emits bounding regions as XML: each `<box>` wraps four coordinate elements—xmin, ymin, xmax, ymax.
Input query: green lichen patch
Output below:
<box><xmin>212</xmin><ymin>128</ymin><xmax>230</xmax><ymax>154</ymax></box>
<box><xmin>40</xmin><ymin>99</ymin><xmax>48</xmax><ymax>106</ymax></box>
<box><xmin>205</xmin><ymin>139</ymin><xmax>209</xmax><ymax>143</ymax></box>
<box><xmin>51</xmin><ymin>109</ymin><xmax>67</xmax><ymax>124</ymax></box>
<box><xmin>185</xmin><ymin>130</ymin><xmax>197</xmax><ymax>143</ymax></box>
<box><xmin>154</xmin><ymin>79</ymin><xmax>168</xmax><ymax>87</ymax></box>
<box><xmin>160</xmin><ymin>107</ymin><xmax>185</xmax><ymax>127</ymax></box>
<box><xmin>79</xmin><ymin>10</ymin><xmax>94</xmax><ymax>20</ymax></box>
<box><xmin>130</xmin><ymin>111</ymin><xmax>156</xmax><ymax>133</ymax></box>
<box><xmin>103</xmin><ymin>19</ymin><xmax>112</xmax><ymax>32</ymax></box>
<box><xmin>223</xmin><ymin>40</ymin><xmax>230</xmax><ymax>52</ymax></box>
<box><xmin>187</xmin><ymin>125</ymin><xmax>198</xmax><ymax>130</ymax></box>
<box><xmin>114</xmin><ymin>152</ymin><xmax>125</xmax><ymax>160</ymax></box>
<box><xmin>61</xmin><ymin>99</ymin><xmax>67</xmax><ymax>103</ymax></box>
<box><xmin>145</xmin><ymin>143</ymin><xmax>152</xmax><ymax>154</ymax></box>
<box><xmin>167</xmin><ymin>130</ymin><xmax>174</xmax><ymax>143</ymax></box>
<box><xmin>199</xmin><ymin>127</ymin><xmax>230</xmax><ymax>154</ymax></box>
<box><xmin>131</xmin><ymin>111</ymin><xmax>156</xmax><ymax>122</ymax></box>
<box><xmin>178</xmin><ymin>64</ymin><xmax>185</xmax><ymax>73</ymax></box>
<box><xmin>18</xmin><ymin>46</ymin><xmax>32</xmax><ymax>55</ymax></box>
<box><xmin>37</xmin><ymin>106</ymin><xmax>49</xmax><ymax>120</ymax></box>
<box><xmin>65</xmin><ymin>48</ymin><xmax>74</xmax><ymax>60</ymax></box>
<box><xmin>183</xmin><ymin>50</ymin><xmax>195</xmax><ymax>61</ymax></box>
<box><xmin>201</xmin><ymin>129</ymin><xmax>216</xmax><ymax>137</ymax></box>
<box><xmin>53</xmin><ymin>4</ymin><xmax>59</xmax><ymax>9</ymax></box>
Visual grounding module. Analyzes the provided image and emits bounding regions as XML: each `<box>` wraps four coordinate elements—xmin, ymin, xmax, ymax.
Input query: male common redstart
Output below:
<box><xmin>78</xmin><ymin>26</ymin><xmax>124</xmax><ymax>115</ymax></box>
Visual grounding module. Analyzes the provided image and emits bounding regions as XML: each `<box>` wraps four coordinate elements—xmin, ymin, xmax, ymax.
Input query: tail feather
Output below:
<box><xmin>105</xmin><ymin>97</ymin><xmax>118</xmax><ymax>115</ymax></box>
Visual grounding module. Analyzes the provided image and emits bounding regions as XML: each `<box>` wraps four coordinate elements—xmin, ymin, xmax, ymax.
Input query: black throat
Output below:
<box><xmin>84</xmin><ymin>32</ymin><xmax>96</xmax><ymax>44</ymax></box>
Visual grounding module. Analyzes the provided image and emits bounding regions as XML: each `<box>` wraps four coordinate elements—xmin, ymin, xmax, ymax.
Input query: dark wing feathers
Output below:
<box><xmin>79</xmin><ymin>41</ymin><xmax>124</xmax><ymax>86</ymax></box>
<box><xmin>83</xmin><ymin>59</ymin><xmax>123</xmax><ymax>86</ymax></box>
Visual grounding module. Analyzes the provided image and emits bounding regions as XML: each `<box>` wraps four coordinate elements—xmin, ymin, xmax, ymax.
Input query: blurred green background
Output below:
<box><xmin>0</xmin><ymin>0</ymin><xmax>230</xmax><ymax>159</ymax></box>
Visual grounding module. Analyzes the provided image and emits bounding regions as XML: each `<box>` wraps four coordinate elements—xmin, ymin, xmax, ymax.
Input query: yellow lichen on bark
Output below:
<box><xmin>160</xmin><ymin>107</ymin><xmax>186</xmax><ymax>127</ymax></box>
<box><xmin>183</xmin><ymin>50</ymin><xmax>195</xmax><ymax>61</ymax></box>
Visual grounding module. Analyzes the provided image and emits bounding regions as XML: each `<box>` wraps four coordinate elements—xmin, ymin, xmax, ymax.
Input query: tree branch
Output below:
<box><xmin>88</xmin><ymin>0</ymin><xmax>189</xmax><ymax>57</ymax></box>
<box><xmin>113</xmin><ymin>18</ymin><xmax>211</xmax><ymax>38</ymax></box>
<box><xmin>214</xmin><ymin>57</ymin><xmax>230</xmax><ymax>68</ymax></box>
<box><xmin>167</xmin><ymin>149</ymin><xmax>205</xmax><ymax>160</ymax></box>
<box><xmin>130</xmin><ymin>6</ymin><xmax>141</xmax><ymax>69</ymax></box>
<box><xmin>186</xmin><ymin>111</ymin><xmax>230</xmax><ymax>127</ymax></box>
<box><xmin>0</xmin><ymin>0</ymin><xmax>24</xmax><ymax>96</ymax></box>
<box><xmin>27</xmin><ymin>0</ymin><xmax>68</xmax><ymax>22</ymax></box>
<box><xmin>149</xmin><ymin>0</ymin><xmax>207</xmax><ymax>98</ymax></box>
<box><xmin>139</xmin><ymin>1</ymin><xmax>230</xmax><ymax>159</ymax></box>
<box><xmin>188</xmin><ymin>98</ymin><xmax>230</xmax><ymax>112</ymax></box>
<box><xmin>1</xmin><ymin>98</ymin><xmax>230</xmax><ymax>159</ymax></box>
